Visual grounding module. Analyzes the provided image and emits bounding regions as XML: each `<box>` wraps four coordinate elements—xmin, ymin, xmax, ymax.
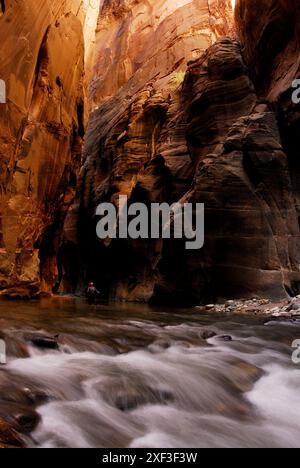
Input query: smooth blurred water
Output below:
<box><xmin>0</xmin><ymin>297</ymin><xmax>300</xmax><ymax>448</ymax></box>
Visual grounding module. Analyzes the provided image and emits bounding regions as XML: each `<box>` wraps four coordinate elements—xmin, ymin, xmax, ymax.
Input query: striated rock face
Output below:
<box><xmin>79</xmin><ymin>0</ymin><xmax>300</xmax><ymax>304</ymax></box>
<box><xmin>236</xmin><ymin>1</ymin><xmax>300</xmax><ymax>234</ymax></box>
<box><xmin>236</xmin><ymin>0</ymin><xmax>300</xmax><ymax>100</ymax></box>
<box><xmin>0</xmin><ymin>0</ymin><xmax>101</xmax><ymax>297</ymax></box>
<box><xmin>174</xmin><ymin>39</ymin><xmax>300</xmax><ymax>303</ymax></box>
<box><xmin>236</xmin><ymin>0</ymin><xmax>300</xmax><ymax>297</ymax></box>
<box><xmin>89</xmin><ymin>0</ymin><xmax>233</xmax><ymax>107</ymax></box>
<box><xmin>183</xmin><ymin>17</ymin><xmax>300</xmax><ymax>302</ymax></box>
<box><xmin>78</xmin><ymin>0</ymin><xmax>236</xmax><ymax>302</ymax></box>
<box><xmin>1</xmin><ymin>0</ymin><xmax>300</xmax><ymax>303</ymax></box>
<box><xmin>81</xmin><ymin>21</ymin><xmax>300</xmax><ymax>303</ymax></box>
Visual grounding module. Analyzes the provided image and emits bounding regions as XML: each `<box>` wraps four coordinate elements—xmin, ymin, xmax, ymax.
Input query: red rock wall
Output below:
<box><xmin>236</xmin><ymin>0</ymin><xmax>300</xmax><ymax>298</ymax></box>
<box><xmin>236</xmin><ymin>0</ymin><xmax>300</xmax><ymax>100</ymax></box>
<box><xmin>2</xmin><ymin>0</ymin><xmax>300</xmax><ymax>303</ymax></box>
<box><xmin>0</xmin><ymin>0</ymin><xmax>96</xmax><ymax>297</ymax></box>
<box><xmin>78</xmin><ymin>0</ymin><xmax>300</xmax><ymax>303</ymax></box>
<box><xmin>89</xmin><ymin>0</ymin><xmax>233</xmax><ymax>107</ymax></box>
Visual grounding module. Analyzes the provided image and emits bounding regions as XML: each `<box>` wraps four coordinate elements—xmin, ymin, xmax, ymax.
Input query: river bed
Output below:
<box><xmin>0</xmin><ymin>297</ymin><xmax>299</xmax><ymax>448</ymax></box>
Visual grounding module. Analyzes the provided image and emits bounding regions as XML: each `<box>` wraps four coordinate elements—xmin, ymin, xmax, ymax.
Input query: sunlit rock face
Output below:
<box><xmin>0</xmin><ymin>0</ymin><xmax>100</xmax><ymax>297</ymax></box>
<box><xmin>89</xmin><ymin>0</ymin><xmax>233</xmax><ymax>107</ymax></box>
<box><xmin>83</xmin><ymin>0</ymin><xmax>104</xmax><ymax>86</ymax></box>
<box><xmin>78</xmin><ymin>0</ymin><xmax>300</xmax><ymax>304</ymax></box>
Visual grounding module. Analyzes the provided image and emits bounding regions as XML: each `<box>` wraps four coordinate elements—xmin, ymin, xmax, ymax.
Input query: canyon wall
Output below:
<box><xmin>77</xmin><ymin>0</ymin><xmax>236</xmax><ymax>302</ymax></box>
<box><xmin>78</xmin><ymin>0</ymin><xmax>300</xmax><ymax>304</ymax></box>
<box><xmin>0</xmin><ymin>0</ymin><xmax>100</xmax><ymax>297</ymax></box>
<box><xmin>1</xmin><ymin>0</ymin><xmax>299</xmax><ymax>303</ymax></box>
<box><xmin>236</xmin><ymin>0</ymin><xmax>300</xmax><ymax>272</ymax></box>
<box><xmin>236</xmin><ymin>0</ymin><xmax>300</xmax><ymax>100</ymax></box>
<box><xmin>89</xmin><ymin>0</ymin><xmax>233</xmax><ymax>107</ymax></box>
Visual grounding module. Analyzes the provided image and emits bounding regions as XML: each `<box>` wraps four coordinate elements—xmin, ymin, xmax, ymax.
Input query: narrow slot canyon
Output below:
<box><xmin>1</xmin><ymin>0</ymin><xmax>300</xmax><ymax>305</ymax></box>
<box><xmin>0</xmin><ymin>0</ymin><xmax>299</xmax><ymax>450</ymax></box>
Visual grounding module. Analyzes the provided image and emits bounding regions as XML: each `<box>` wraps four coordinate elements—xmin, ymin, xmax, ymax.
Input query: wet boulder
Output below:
<box><xmin>94</xmin><ymin>377</ymin><xmax>174</xmax><ymax>412</ymax></box>
<box><xmin>0</xmin><ymin>402</ymin><xmax>40</xmax><ymax>434</ymax></box>
<box><xmin>201</xmin><ymin>330</ymin><xmax>217</xmax><ymax>340</ymax></box>
<box><xmin>0</xmin><ymin>418</ymin><xmax>24</xmax><ymax>448</ymax></box>
<box><xmin>218</xmin><ymin>335</ymin><xmax>233</xmax><ymax>342</ymax></box>
<box><xmin>26</xmin><ymin>334</ymin><xmax>59</xmax><ymax>350</ymax></box>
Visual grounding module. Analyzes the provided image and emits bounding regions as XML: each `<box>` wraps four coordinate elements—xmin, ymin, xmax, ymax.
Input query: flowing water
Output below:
<box><xmin>0</xmin><ymin>297</ymin><xmax>300</xmax><ymax>448</ymax></box>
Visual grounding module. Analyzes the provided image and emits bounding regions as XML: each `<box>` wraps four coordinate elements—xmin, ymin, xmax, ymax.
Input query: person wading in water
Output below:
<box><xmin>86</xmin><ymin>282</ymin><xmax>100</xmax><ymax>305</ymax></box>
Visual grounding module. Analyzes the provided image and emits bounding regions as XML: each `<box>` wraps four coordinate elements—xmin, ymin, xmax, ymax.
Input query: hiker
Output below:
<box><xmin>86</xmin><ymin>282</ymin><xmax>100</xmax><ymax>305</ymax></box>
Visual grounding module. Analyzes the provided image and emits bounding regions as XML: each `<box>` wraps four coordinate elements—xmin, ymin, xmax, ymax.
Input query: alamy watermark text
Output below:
<box><xmin>96</xmin><ymin>196</ymin><xmax>205</xmax><ymax>250</ymax></box>
<box><xmin>0</xmin><ymin>79</ymin><xmax>6</xmax><ymax>103</ymax></box>
<box><xmin>0</xmin><ymin>339</ymin><xmax>6</xmax><ymax>365</ymax></box>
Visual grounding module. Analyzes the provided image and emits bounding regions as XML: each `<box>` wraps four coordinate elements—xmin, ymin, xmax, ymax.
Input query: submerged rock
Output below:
<box><xmin>201</xmin><ymin>330</ymin><xmax>217</xmax><ymax>340</ymax></box>
<box><xmin>218</xmin><ymin>335</ymin><xmax>233</xmax><ymax>342</ymax></box>
<box><xmin>26</xmin><ymin>335</ymin><xmax>59</xmax><ymax>350</ymax></box>
<box><xmin>0</xmin><ymin>418</ymin><xmax>24</xmax><ymax>448</ymax></box>
<box><xmin>94</xmin><ymin>377</ymin><xmax>174</xmax><ymax>412</ymax></box>
<box><xmin>229</xmin><ymin>361</ymin><xmax>265</xmax><ymax>394</ymax></box>
<box><xmin>0</xmin><ymin>402</ymin><xmax>40</xmax><ymax>434</ymax></box>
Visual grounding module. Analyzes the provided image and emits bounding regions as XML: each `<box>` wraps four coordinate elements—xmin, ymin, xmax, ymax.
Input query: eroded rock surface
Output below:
<box><xmin>1</xmin><ymin>0</ymin><xmax>300</xmax><ymax>304</ymax></box>
<box><xmin>236</xmin><ymin>0</ymin><xmax>300</xmax><ymax>297</ymax></box>
<box><xmin>77</xmin><ymin>0</ymin><xmax>235</xmax><ymax>302</ymax></box>
<box><xmin>0</xmin><ymin>0</ymin><xmax>101</xmax><ymax>297</ymax></box>
<box><xmin>78</xmin><ymin>0</ymin><xmax>300</xmax><ymax>304</ymax></box>
<box><xmin>236</xmin><ymin>0</ymin><xmax>300</xmax><ymax>100</ymax></box>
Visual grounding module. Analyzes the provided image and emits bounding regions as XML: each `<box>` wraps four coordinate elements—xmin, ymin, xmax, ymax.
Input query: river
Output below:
<box><xmin>0</xmin><ymin>297</ymin><xmax>300</xmax><ymax>448</ymax></box>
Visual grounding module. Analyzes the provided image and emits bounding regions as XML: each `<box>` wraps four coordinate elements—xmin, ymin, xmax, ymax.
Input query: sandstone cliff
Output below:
<box><xmin>0</xmin><ymin>0</ymin><xmax>100</xmax><ymax>297</ymax></box>
<box><xmin>236</xmin><ymin>0</ymin><xmax>300</xmax><ymax>101</ymax></box>
<box><xmin>236</xmin><ymin>0</ymin><xmax>300</xmax><ymax>297</ymax></box>
<box><xmin>89</xmin><ymin>0</ymin><xmax>233</xmax><ymax>107</ymax></box>
<box><xmin>77</xmin><ymin>0</ymin><xmax>300</xmax><ymax>303</ymax></box>
<box><xmin>1</xmin><ymin>0</ymin><xmax>300</xmax><ymax>304</ymax></box>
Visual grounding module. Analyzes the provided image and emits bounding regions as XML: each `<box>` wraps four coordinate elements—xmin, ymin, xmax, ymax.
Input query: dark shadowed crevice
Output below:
<box><xmin>33</xmin><ymin>27</ymin><xmax>50</xmax><ymax>89</ymax></box>
<box><xmin>0</xmin><ymin>0</ymin><xmax>5</xmax><ymax>16</ymax></box>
